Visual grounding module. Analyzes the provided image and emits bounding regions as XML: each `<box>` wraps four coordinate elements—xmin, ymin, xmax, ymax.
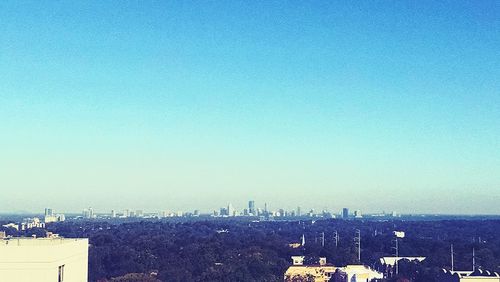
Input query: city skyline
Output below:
<box><xmin>1</xmin><ymin>1</ymin><xmax>499</xmax><ymax>214</ymax></box>
<box><xmin>2</xmin><ymin>201</ymin><xmax>498</xmax><ymax>217</ymax></box>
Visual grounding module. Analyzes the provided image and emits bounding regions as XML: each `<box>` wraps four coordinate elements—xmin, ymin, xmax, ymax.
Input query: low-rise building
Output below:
<box><xmin>21</xmin><ymin>217</ymin><xmax>45</xmax><ymax>230</ymax></box>
<box><xmin>44</xmin><ymin>214</ymin><xmax>65</xmax><ymax>223</ymax></box>
<box><xmin>379</xmin><ymin>256</ymin><xmax>426</xmax><ymax>266</ymax></box>
<box><xmin>340</xmin><ymin>265</ymin><xmax>383</xmax><ymax>282</ymax></box>
<box><xmin>285</xmin><ymin>256</ymin><xmax>338</xmax><ymax>281</ymax></box>
<box><xmin>440</xmin><ymin>269</ymin><xmax>500</xmax><ymax>282</ymax></box>
<box><xmin>284</xmin><ymin>256</ymin><xmax>383</xmax><ymax>282</ymax></box>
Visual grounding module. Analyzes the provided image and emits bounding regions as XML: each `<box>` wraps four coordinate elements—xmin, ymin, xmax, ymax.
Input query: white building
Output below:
<box><xmin>45</xmin><ymin>214</ymin><xmax>65</xmax><ymax>223</ymax></box>
<box><xmin>341</xmin><ymin>265</ymin><xmax>384</xmax><ymax>281</ymax></box>
<box><xmin>0</xmin><ymin>237</ymin><xmax>88</xmax><ymax>282</ymax></box>
<box><xmin>354</xmin><ymin>210</ymin><xmax>363</xmax><ymax>218</ymax></box>
<box><xmin>379</xmin><ymin>256</ymin><xmax>426</xmax><ymax>266</ymax></box>
<box><xmin>21</xmin><ymin>217</ymin><xmax>45</xmax><ymax>230</ymax></box>
<box><xmin>440</xmin><ymin>269</ymin><xmax>500</xmax><ymax>282</ymax></box>
<box><xmin>284</xmin><ymin>256</ymin><xmax>383</xmax><ymax>282</ymax></box>
<box><xmin>82</xmin><ymin>207</ymin><xmax>94</xmax><ymax>219</ymax></box>
<box><xmin>227</xmin><ymin>203</ymin><xmax>235</xmax><ymax>217</ymax></box>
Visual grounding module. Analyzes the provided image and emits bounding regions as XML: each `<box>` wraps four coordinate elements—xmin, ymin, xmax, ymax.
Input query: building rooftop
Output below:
<box><xmin>380</xmin><ymin>256</ymin><xmax>426</xmax><ymax>266</ymax></box>
<box><xmin>0</xmin><ymin>237</ymin><xmax>89</xmax><ymax>264</ymax></box>
<box><xmin>0</xmin><ymin>237</ymin><xmax>87</xmax><ymax>247</ymax></box>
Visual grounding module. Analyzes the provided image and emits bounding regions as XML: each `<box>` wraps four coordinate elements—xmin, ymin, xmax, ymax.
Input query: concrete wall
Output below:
<box><xmin>461</xmin><ymin>278</ymin><xmax>500</xmax><ymax>282</ymax></box>
<box><xmin>0</xmin><ymin>238</ymin><xmax>88</xmax><ymax>282</ymax></box>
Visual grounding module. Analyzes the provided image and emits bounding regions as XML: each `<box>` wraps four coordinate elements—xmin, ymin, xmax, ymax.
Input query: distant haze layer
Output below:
<box><xmin>0</xmin><ymin>1</ymin><xmax>499</xmax><ymax>214</ymax></box>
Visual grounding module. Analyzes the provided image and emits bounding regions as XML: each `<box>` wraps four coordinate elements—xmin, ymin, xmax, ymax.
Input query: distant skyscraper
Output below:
<box><xmin>111</xmin><ymin>210</ymin><xmax>116</xmax><ymax>218</ymax></box>
<box><xmin>44</xmin><ymin>208</ymin><xmax>53</xmax><ymax>217</ymax></box>
<box><xmin>296</xmin><ymin>206</ymin><xmax>302</xmax><ymax>217</ymax></box>
<box><xmin>43</xmin><ymin>208</ymin><xmax>61</xmax><ymax>223</ymax></box>
<box><xmin>248</xmin><ymin>200</ymin><xmax>256</xmax><ymax>215</ymax></box>
<box><xmin>220</xmin><ymin>207</ymin><xmax>228</xmax><ymax>216</ymax></box>
<box><xmin>227</xmin><ymin>203</ymin><xmax>235</xmax><ymax>216</ymax></box>
<box><xmin>342</xmin><ymin>208</ymin><xmax>349</xmax><ymax>219</ymax></box>
<box><xmin>136</xmin><ymin>210</ymin><xmax>143</xmax><ymax>218</ymax></box>
<box><xmin>82</xmin><ymin>208</ymin><xmax>94</xmax><ymax>219</ymax></box>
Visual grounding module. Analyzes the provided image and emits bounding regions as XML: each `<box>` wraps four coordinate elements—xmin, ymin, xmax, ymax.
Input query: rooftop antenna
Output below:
<box><xmin>451</xmin><ymin>244</ymin><xmax>454</xmax><ymax>271</ymax></box>
<box><xmin>354</xmin><ymin>229</ymin><xmax>361</xmax><ymax>263</ymax></box>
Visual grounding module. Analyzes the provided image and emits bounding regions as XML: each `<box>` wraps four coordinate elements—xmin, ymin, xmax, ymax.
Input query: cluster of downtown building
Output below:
<box><xmin>80</xmin><ymin>201</ymin><xmax>400</xmax><ymax>220</ymax></box>
<box><xmin>2</xmin><ymin>208</ymin><xmax>66</xmax><ymax>232</ymax></box>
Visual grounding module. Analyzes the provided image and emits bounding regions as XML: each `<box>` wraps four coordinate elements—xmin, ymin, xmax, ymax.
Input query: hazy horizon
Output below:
<box><xmin>1</xmin><ymin>1</ymin><xmax>499</xmax><ymax>215</ymax></box>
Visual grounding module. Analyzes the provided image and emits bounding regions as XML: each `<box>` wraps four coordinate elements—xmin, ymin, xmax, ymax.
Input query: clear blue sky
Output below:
<box><xmin>0</xmin><ymin>1</ymin><xmax>499</xmax><ymax>214</ymax></box>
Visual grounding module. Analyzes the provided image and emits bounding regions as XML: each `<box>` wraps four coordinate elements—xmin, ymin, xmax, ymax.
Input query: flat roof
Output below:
<box><xmin>0</xmin><ymin>237</ymin><xmax>87</xmax><ymax>247</ymax></box>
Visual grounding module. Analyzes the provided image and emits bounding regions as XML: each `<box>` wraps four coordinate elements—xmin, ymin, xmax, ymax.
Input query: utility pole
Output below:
<box><xmin>392</xmin><ymin>237</ymin><xmax>399</xmax><ymax>275</ymax></box>
<box><xmin>472</xmin><ymin>247</ymin><xmax>476</xmax><ymax>271</ymax></box>
<box><xmin>354</xmin><ymin>229</ymin><xmax>361</xmax><ymax>263</ymax></box>
<box><xmin>451</xmin><ymin>244</ymin><xmax>454</xmax><ymax>271</ymax></box>
<box><xmin>333</xmin><ymin>231</ymin><xmax>339</xmax><ymax>248</ymax></box>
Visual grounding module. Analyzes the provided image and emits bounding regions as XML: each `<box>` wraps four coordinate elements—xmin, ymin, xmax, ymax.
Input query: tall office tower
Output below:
<box><xmin>136</xmin><ymin>210</ymin><xmax>144</xmax><ymax>218</ymax></box>
<box><xmin>82</xmin><ymin>209</ymin><xmax>89</xmax><ymax>219</ymax></box>
<box><xmin>44</xmin><ymin>208</ymin><xmax>59</xmax><ymax>223</ymax></box>
<box><xmin>227</xmin><ymin>203</ymin><xmax>235</xmax><ymax>217</ymax></box>
<box><xmin>0</xmin><ymin>237</ymin><xmax>89</xmax><ymax>282</ymax></box>
<box><xmin>124</xmin><ymin>209</ymin><xmax>130</xmax><ymax>218</ymax></box>
<box><xmin>248</xmin><ymin>200</ymin><xmax>256</xmax><ymax>215</ymax></box>
<box><xmin>296</xmin><ymin>206</ymin><xmax>302</xmax><ymax>217</ymax></box>
<box><xmin>219</xmin><ymin>207</ymin><xmax>228</xmax><ymax>216</ymax></box>
<box><xmin>256</xmin><ymin>208</ymin><xmax>262</xmax><ymax>216</ymax></box>
<box><xmin>342</xmin><ymin>208</ymin><xmax>349</xmax><ymax>219</ymax></box>
<box><xmin>111</xmin><ymin>210</ymin><xmax>116</xmax><ymax>218</ymax></box>
<box><xmin>44</xmin><ymin>208</ymin><xmax>53</xmax><ymax>217</ymax></box>
<box><xmin>88</xmin><ymin>207</ymin><xmax>94</xmax><ymax>219</ymax></box>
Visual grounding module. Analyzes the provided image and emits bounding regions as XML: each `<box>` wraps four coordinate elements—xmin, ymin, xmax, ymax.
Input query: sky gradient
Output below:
<box><xmin>0</xmin><ymin>1</ymin><xmax>499</xmax><ymax>214</ymax></box>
